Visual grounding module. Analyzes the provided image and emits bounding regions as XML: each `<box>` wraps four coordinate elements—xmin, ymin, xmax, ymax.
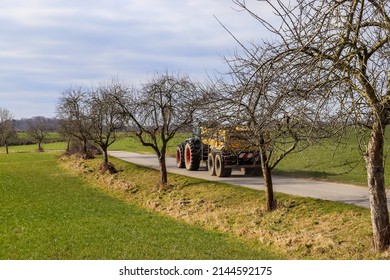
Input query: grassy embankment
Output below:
<box><xmin>59</xmin><ymin>154</ymin><xmax>388</xmax><ymax>259</ymax></box>
<box><xmin>0</xmin><ymin>151</ymin><xmax>278</xmax><ymax>259</ymax></box>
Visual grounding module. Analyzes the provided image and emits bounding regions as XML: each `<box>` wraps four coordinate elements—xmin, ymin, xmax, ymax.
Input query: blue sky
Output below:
<box><xmin>0</xmin><ymin>0</ymin><xmax>271</xmax><ymax>119</ymax></box>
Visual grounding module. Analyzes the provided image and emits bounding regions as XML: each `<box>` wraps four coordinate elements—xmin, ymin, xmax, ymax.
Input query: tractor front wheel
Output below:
<box><xmin>176</xmin><ymin>145</ymin><xmax>185</xmax><ymax>168</ymax></box>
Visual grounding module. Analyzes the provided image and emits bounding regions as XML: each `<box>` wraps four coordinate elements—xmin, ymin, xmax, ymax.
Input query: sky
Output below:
<box><xmin>0</xmin><ymin>0</ymin><xmax>272</xmax><ymax>119</ymax></box>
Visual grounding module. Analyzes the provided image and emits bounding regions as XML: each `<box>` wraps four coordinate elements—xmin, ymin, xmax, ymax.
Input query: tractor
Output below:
<box><xmin>176</xmin><ymin>126</ymin><xmax>262</xmax><ymax>177</ymax></box>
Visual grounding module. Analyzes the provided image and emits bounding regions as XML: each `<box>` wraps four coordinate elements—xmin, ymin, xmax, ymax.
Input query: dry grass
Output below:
<box><xmin>59</xmin><ymin>155</ymin><xmax>390</xmax><ymax>260</ymax></box>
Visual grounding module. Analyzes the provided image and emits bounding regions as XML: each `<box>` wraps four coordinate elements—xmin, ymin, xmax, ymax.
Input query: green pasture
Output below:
<box><xmin>274</xmin><ymin>130</ymin><xmax>390</xmax><ymax>187</ymax></box>
<box><xmin>0</xmin><ymin>152</ymin><xmax>278</xmax><ymax>259</ymax></box>
<box><xmin>109</xmin><ymin>133</ymin><xmax>190</xmax><ymax>155</ymax></box>
<box><xmin>3</xmin><ymin>142</ymin><xmax>67</xmax><ymax>153</ymax></box>
<box><xmin>16</xmin><ymin>132</ymin><xmax>63</xmax><ymax>142</ymax></box>
<box><xmin>274</xmin><ymin>139</ymin><xmax>368</xmax><ymax>186</ymax></box>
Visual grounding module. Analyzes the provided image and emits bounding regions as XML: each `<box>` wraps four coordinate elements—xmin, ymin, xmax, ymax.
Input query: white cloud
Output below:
<box><xmin>0</xmin><ymin>0</ymin><xmax>273</xmax><ymax>118</ymax></box>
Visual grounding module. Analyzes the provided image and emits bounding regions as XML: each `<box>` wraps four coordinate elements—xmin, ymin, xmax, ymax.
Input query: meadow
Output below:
<box><xmin>0</xmin><ymin>151</ymin><xmax>279</xmax><ymax>259</ymax></box>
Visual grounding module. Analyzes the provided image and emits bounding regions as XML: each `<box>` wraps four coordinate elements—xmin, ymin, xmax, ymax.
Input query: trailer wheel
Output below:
<box><xmin>215</xmin><ymin>153</ymin><xmax>232</xmax><ymax>177</ymax></box>
<box><xmin>184</xmin><ymin>142</ymin><xmax>200</xmax><ymax>170</ymax></box>
<box><xmin>207</xmin><ymin>153</ymin><xmax>216</xmax><ymax>176</ymax></box>
<box><xmin>176</xmin><ymin>145</ymin><xmax>185</xmax><ymax>168</ymax></box>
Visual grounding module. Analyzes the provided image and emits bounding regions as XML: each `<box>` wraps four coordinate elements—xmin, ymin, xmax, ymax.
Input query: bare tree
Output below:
<box><xmin>0</xmin><ymin>108</ymin><xmax>17</xmax><ymax>154</ymax></box>
<box><xmin>87</xmin><ymin>81</ymin><xmax>128</xmax><ymax>173</ymax></box>
<box><xmin>57</xmin><ymin>86</ymin><xmax>94</xmax><ymax>157</ymax></box>
<box><xmin>116</xmin><ymin>72</ymin><xmax>201</xmax><ymax>189</ymax></box>
<box><xmin>26</xmin><ymin>116</ymin><xmax>52</xmax><ymax>152</ymax></box>
<box><xmin>233</xmin><ymin>0</ymin><xmax>390</xmax><ymax>251</ymax></box>
<box><xmin>57</xmin><ymin>82</ymin><xmax>127</xmax><ymax>172</ymax></box>
<box><xmin>212</xmin><ymin>45</ymin><xmax>334</xmax><ymax>211</ymax></box>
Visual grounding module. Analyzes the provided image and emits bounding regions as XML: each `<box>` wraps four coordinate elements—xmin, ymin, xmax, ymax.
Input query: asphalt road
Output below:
<box><xmin>108</xmin><ymin>151</ymin><xmax>390</xmax><ymax>209</ymax></box>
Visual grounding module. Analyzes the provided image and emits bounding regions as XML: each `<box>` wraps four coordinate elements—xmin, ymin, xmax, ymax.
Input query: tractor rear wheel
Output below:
<box><xmin>215</xmin><ymin>153</ymin><xmax>232</xmax><ymax>177</ymax></box>
<box><xmin>176</xmin><ymin>145</ymin><xmax>185</xmax><ymax>168</ymax></box>
<box><xmin>207</xmin><ymin>153</ymin><xmax>216</xmax><ymax>176</ymax></box>
<box><xmin>184</xmin><ymin>142</ymin><xmax>200</xmax><ymax>171</ymax></box>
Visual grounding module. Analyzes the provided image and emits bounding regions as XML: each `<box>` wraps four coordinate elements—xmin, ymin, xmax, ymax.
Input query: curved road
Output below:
<box><xmin>108</xmin><ymin>151</ymin><xmax>390</xmax><ymax>209</ymax></box>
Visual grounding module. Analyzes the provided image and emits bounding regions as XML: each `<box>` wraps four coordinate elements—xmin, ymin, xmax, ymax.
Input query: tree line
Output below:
<box><xmin>12</xmin><ymin>117</ymin><xmax>58</xmax><ymax>132</ymax></box>
<box><xmin>56</xmin><ymin>74</ymin><xmax>201</xmax><ymax>176</ymax></box>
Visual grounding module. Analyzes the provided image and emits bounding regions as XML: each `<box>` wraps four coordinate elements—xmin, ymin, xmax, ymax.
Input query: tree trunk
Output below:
<box><xmin>66</xmin><ymin>137</ymin><xmax>70</xmax><ymax>152</ymax></box>
<box><xmin>260</xmin><ymin>142</ymin><xmax>276</xmax><ymax>211</ymax></box>
<box><xmin>99</xmin><ymin>146</ymin><xmax>116</xmax><ymax>174</ymax></box>
<box><xmin>365</xmin><ymin>120</ymin><xmax>390</xmax><ymax>252</ymax></box>
<box><xmin>262</xmin><ymin>165</ymin><xmax>276</xmax><ymax>211</ymax></box>
<box><xmin>102</xmin><ymin>147</ymin><xmax>109</xmax><ymax>165</ymax></box>
<box><xmin>5</xmin><ymin>142</ymin><xmax>9</xmax><ymax>154</ymax></box>
<box><xmin>38</xmin><ymin>141</ymin><xmax>42</xmax><ymax>152</ymax></box>
<box><xmin>159</xmin><ymin>154</ymin><xmax>168</xmax><ymax>187</ymax></box>
<box><xmin>83</xmin><ymin>139</ymin><xmax>88</xmax><ymax>155</ymax></box>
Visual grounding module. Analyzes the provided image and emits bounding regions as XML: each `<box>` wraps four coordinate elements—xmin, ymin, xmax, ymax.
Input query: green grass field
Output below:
<box><xmin>16</xmin><ymin>132</ymin><xmax>64</xmax><ymax>142</ymax></box>
<box><xmin>4</xmin><ymin>142</ymin><xmax>67</xmax><ymax>153</ymax></box>
<box><xmin>274</xmin><ymin>139</ymin><xmax>369</xmax><ymax>186</ymax></box>
<box><xmin>0</xmin><ymin>152</ymin><xmax>279</xmax><ymax>259</ymax></box>
<box><xmin>109</xmin><ymin>133</ymin><xmax>190</xmax><ymax>155</ymax></box>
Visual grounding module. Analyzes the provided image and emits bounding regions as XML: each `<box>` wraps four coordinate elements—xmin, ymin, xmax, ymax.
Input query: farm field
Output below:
<box><xmin>109</xmin><ymin>133</ymin><xmax>190</xmax><ymax>155</ymax></box>
<box><xmin>0</xmin><ymin>151</ymin><xmax>279</xmax><ymax>259</ymax></box>
<box><xmin>5</xmin><ymin>141</ymin><xmax>67</xmax><ymax>153</ymax></box>
<box><xmin>16</xmin><ymin>132</ymin><xmax>64</xmax><ymax>142</ymax></box>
